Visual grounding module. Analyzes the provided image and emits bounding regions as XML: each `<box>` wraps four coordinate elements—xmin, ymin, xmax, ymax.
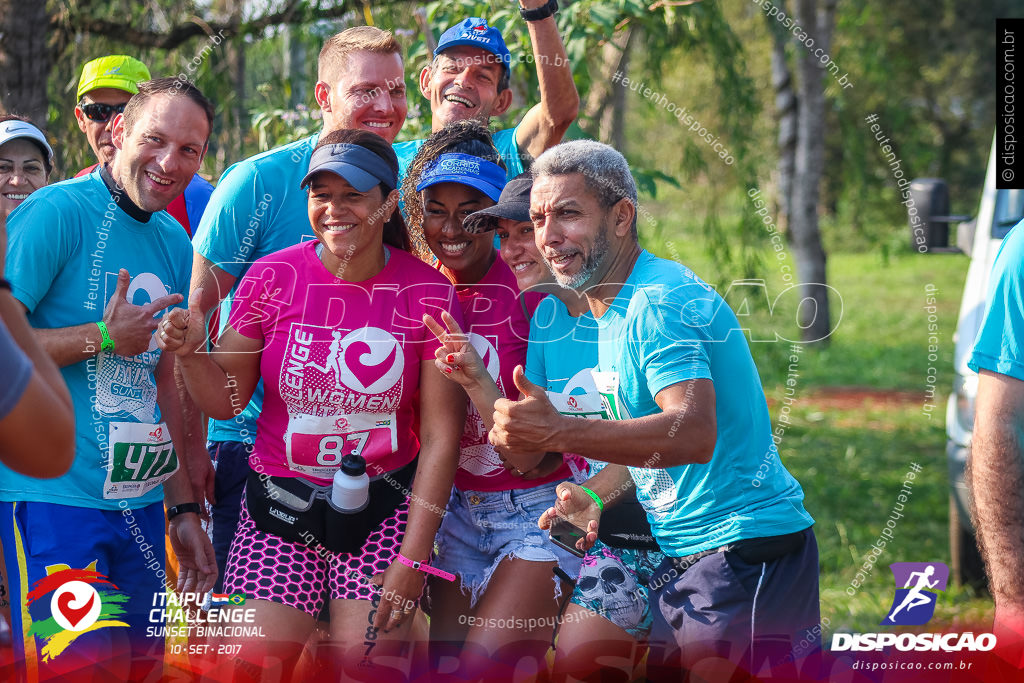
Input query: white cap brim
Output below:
<box><xmin>0</xmin><ymin>120</ymin><xmax>54</xmax><ymax>167</ymax></box>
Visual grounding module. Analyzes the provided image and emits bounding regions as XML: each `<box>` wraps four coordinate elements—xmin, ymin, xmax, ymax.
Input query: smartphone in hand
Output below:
<box><xmin>549</xmin><ymin>516</ymin><xmax>587</xmax><ymax>558</ymax></box>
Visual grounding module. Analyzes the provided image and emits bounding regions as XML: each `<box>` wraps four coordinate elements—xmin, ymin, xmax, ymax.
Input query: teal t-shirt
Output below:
<box><xmin>525</xmin><ymin>294</ymin><xmax>605</xmax><ymax>477</ymax></box>
<box><xmin>1</xmin><ymin>172</ymin><xmax>191</xmax><ymax>509</ymax></box>
<box><xmin>595</xmin><ymin>251</ymin><xmax>814</xmax><ymax>557</ymax></box>
<box><xmin>394</xmin><ymin>126</ymin><xmax>525</xmax><ymax>182</ymax></box>
<box><xmin>969</xmin><ymin>221</ymin><xmax>1024</xmax><ymax>379</ymax></box>
<box><xmin>192</xmin><ymin>135</ymin><xmax>319</xmax><ymax>442</ymax></box>
<box><xmin>525</xmin><ymin>294</ymin><xmax>601</xmax><ymax>394</ymax></box>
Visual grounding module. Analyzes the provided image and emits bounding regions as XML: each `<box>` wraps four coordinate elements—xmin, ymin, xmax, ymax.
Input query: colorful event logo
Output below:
<box><xmin>27</xmin><ymin>564</ymin><xmax>129</xmax><ymax>661</ymax></box>
<box><xmin>882</xmin><ymin>562</ymin><xmax>949</xmax><ymax>626</ymax></box>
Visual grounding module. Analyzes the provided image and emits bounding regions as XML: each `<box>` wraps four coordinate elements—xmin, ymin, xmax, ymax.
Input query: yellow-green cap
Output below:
<box><xmin>77</xmin><ymin>55</ymin><xmax>151</xmax><ymax>100</ymax></box>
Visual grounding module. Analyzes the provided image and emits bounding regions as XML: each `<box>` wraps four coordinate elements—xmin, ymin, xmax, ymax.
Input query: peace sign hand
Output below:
<box><xmin>423</xmin><ymin>311</ymin><xmax>489</xmax><ymax>389</ymax></box>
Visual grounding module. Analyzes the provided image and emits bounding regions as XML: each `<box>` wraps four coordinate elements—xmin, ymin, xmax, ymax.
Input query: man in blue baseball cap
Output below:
<box><xmin>395</xmin><ymin>4</ymin><xmax>578</xmax><ymax>182</ymax></box>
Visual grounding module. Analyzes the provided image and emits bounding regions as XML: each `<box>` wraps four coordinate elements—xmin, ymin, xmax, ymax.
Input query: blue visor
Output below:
<box><xmin>416</xmin><ymin>153</ymin><xmax>506</xmax><ymax>202</ymax></box>
<box><xmin>301</xmin><ymin>143</ymin><xmax>398</xmax><ymax>192</ymax></box>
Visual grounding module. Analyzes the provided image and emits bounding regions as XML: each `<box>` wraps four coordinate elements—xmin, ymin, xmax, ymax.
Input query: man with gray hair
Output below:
<box><xmin>489</xmin><ymin>139</ymin><xmax>820</xmax><ymax>675</ymax></box>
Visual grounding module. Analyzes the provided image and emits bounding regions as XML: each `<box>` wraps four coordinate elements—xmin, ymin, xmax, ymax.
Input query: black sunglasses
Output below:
<box><xmin>80</xmin><ymin>102</ymin><xmax>127</xmax><ymax>123</ymax></box>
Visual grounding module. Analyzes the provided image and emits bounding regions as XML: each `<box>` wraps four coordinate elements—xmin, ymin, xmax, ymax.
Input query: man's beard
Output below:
<box><xmin>548</xmin><ymin>226</ymin><xmax>610</xmax><ymax>290</ymax></box>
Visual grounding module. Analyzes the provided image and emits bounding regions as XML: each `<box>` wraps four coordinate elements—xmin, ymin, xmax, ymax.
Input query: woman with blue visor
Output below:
<box><xmin>403</xmin><ymin>121</ymin><xmax>582</xmax><ymax>679</ymax></box>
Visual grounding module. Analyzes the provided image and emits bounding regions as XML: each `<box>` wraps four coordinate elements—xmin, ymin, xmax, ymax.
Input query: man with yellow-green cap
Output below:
<box><xmin>74</xmin><ymin>55</ymin><xmax>151</xmax><ymax>168</ymax></box>
<box><xmin>74</xmin><ymin>55</ymin><xmax>213</xmax><ymax>236</ymax></box>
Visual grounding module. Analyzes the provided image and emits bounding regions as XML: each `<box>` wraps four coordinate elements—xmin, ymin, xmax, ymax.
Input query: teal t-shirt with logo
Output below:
<box><xmin>2</xmin><ymin>172</ymin><xmax>191</xmax><ymax>508</ymax></box>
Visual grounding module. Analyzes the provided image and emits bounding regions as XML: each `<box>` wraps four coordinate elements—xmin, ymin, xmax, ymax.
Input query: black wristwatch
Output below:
<box><xmin>520</xmin><ymin>0</ymin><xmax>558</xmax><ymax>21</ymax></box>
<box><xmin>166</xmin><ymin>502</ymin><xmax>202</xmax><ymax>521</ymax></box>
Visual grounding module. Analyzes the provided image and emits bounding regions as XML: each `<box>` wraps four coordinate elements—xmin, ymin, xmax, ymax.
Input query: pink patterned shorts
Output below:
<box><xmin>223</xmin><ymin>495</ymin><xmax>409</xmax><ymax>617</ymax></box>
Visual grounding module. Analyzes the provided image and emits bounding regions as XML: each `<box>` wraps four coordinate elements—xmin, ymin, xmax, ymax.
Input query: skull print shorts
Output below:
<box><xmin>569</xmin><ymin>540</ymin><xmax>667</xmax><ymax>640</ymax></box>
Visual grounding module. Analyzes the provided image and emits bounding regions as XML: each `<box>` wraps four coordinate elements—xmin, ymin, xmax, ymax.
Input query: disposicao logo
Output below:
<box><xmin>831</xmin><ymin>562</ymin><xmax>995</xmax><ymax>653</ymax></box>
<box><xmin>27</xmin><ymin>565</ymin><xmax>129</xmax><ymax>661</ymax></box>
<box><xmin>883</xmin><ymin>562</ymin><xmax>947</xmax><ymax>626</ymax></box>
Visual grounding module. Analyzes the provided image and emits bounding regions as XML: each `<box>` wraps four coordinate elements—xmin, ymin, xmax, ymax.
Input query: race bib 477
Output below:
<box><xmin>103</xmin><ymin>422</ymin><xmax>179</xmax><ymax>499</ymax></box>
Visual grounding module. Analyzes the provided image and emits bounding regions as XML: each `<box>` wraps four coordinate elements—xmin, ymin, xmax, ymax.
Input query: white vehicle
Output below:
<box><xmin>945</xmin><ymin>137</ymin><xmax>1024</xmax><ymax>588</ymax></box>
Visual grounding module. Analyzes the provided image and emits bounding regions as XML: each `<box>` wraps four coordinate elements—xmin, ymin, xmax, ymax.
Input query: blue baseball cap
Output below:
<box><xmin>416</xmin><ymin>153</ymin><xmax>507</xmax><ymax>202</ymax></box>
<box><xmin>434</xmin><ymin>18</ymin><xmax>511</xmax><ymax>72</ymax></box>
<box><xmin>300</xmin><ymin>143</ymin><xmax>398</xmax><ymax>192</ymax></box>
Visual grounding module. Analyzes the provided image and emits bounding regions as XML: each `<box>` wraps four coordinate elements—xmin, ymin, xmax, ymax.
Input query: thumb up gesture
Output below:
<box><xmin>156</xmin><ymin>288</ymin><xmax>207</xmax><ymax>357</ymax></box>
<box><xmin>489</xmin><ymin>365</ymin><xmax>564</xmax><ymax>453</ymax></box>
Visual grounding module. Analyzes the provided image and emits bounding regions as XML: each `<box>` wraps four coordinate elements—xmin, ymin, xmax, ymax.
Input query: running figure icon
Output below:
<box><xmin>305</xmin><ymin>330</ymin><xmax>344</xmax><ymax>386</ymax></box>
<box><xmin>887</xmin><ymin>564</ymin><xmax>939</xmax><ymax>622</ymax></box>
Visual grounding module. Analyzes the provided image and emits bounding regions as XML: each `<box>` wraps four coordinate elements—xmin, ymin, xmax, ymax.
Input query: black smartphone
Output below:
<box><xmin>549</xmin><ymin>517</ymin><xmax>587</xmax><ymax>558</ymax></box>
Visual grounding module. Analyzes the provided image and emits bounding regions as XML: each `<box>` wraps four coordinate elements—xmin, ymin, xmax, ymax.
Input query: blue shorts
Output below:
<box><xmin>433</xmin><ymin>481</ymin><xmax>582</xmax><ymax>606</ymax></box>
<box><xmin>569</xmin><ymin>540</ymin><xmax>666</xmax><ymax>640</ymax></box>
<box><xmin>0</xmin><ymin>501</ymin><xmax>167</xmax><ymax>673</ymax></box>
<box><xmin>647</xmin><ymin>526</ymin><xmax>820</xmax><ymax>675</ymax></box>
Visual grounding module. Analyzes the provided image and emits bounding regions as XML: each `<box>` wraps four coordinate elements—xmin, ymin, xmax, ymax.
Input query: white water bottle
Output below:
<box><xmin>332</xmin><ymin>454</ymin><xmax>370</xmax><ymax>512</ymax></box>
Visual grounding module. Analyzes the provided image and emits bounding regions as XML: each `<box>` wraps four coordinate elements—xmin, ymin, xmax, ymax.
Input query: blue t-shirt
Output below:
<box><xmin>0</xmin><ymin>319</ymin><xmax>31</xmax><ymax>420</ymax></box>
<box><xmin>192</xmin><ymin>135</ymin><xmax>319</xmax><ymax>442</ymax></box>
<box><xmin>1</xmin><ymin>172</ymin><xmax>191</xmax><ymax>509</ymax></box>
<box><xmin>594</xmin><ymin>251</ymin><xmax>814</xmax><ymax>557</ymax></box>
<box><xmin>969</xmin><ymin>222</ymin><xmax>1024</xmax><ymax>379</ymax></box>
<box><xmin>394</xmin><ymin>126</ymin><xmax>525</xmax><ymax>182</ymax></box>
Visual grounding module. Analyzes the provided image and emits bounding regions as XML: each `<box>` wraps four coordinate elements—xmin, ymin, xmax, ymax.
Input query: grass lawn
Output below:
<box><xmin>642</xmin><ymin>225</ymin><xmax>992</xmax><ymax>635</ymax></box>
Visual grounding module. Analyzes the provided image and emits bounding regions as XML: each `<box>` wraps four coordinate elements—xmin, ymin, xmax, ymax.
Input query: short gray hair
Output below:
<box><xmin>531</xmin><ymin>140</ymin><xmax>638</xmax><ymax>239</ymax></box>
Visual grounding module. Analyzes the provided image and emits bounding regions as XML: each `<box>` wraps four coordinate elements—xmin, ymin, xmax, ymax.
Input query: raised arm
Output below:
<box><xmin>514</xmin><ymin>0</ymin><xmax>580</xmax><ymax>161</ymax></box>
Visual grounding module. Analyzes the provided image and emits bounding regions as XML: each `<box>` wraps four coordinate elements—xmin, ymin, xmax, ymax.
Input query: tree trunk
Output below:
<box><xmin>284</xmin><ymin>25</ymin><xmax>308</xmax><ymax>108</ymax></box>
<box><xmin>768</xmin><ymin>9</ymin><xmax>797</xmax><ymax>232</ymax></box>
<box><xmin>582</xmin><ymin>28</ymin><xmax>635</xmax><ymax>150</ymax></box>
<box><xmin>789</xmin><ymin>0</ymin><xmax>835</xmax><ymax>344</ymax></box>
<box><xmin>0</xmin><ymin>0</ymin><xmax>50</xmax><ymax>126</ymax></box>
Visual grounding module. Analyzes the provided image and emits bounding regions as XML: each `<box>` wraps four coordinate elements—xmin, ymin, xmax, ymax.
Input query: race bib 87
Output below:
<box><xmin>284</xmin><ymin>412</ymin><xmax>398</xmax><ymax>480</ymax></box>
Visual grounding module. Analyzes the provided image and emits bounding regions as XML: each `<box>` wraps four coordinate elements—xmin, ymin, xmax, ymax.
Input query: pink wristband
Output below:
<box><xmin>396</xmin><ymin>553</ymin><xmax>456</xmax><ymax>582</ymax></box>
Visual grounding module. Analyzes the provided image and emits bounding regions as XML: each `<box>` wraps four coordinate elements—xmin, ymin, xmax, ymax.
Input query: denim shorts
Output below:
<box><xmin>433</xmin><ymin>480</ymin><xmax>583</xmax><ymax>606</ymax></box>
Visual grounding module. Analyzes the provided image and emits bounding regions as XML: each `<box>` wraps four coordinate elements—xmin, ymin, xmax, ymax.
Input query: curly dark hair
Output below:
<box><xmin>400</xmin><ymin>119</ymin><xmax>506</xmax><ymax>261</ymax></box>
<box><xmin>312</xmin><ymin>128</ymin><xmax>410</xmax><ymax>252</ymax></box>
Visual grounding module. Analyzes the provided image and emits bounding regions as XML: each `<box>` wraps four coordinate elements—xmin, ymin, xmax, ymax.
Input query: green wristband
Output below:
<box><xmin>579</xmin><ymin>485</ymin><xmax>604</xmax><ymax>511</ymax></box>
<box><xmin>96</xmin><ymin>321</ymin><xmax>115</xmax><ymax>353</ymax></box>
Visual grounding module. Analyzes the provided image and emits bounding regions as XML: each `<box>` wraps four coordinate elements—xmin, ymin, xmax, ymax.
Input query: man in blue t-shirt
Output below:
<box><xmin>968</xmin><ymin>220</ymin><xmax>1024</xmax><ymax>657</ymax></box>
<box><xmin>1</xmin><ymin>78</ymin><xmax>216</xmax><ymax>675</ymax></box>
<box><xmin>395</xmin><ymin>8</ymin><xmax>578</xmax><ymax>180</ymax></box>
<box><xmin>490</xmin><ymin>140</ymin><xmax>819</xmax><ymax>674</ymax></box>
